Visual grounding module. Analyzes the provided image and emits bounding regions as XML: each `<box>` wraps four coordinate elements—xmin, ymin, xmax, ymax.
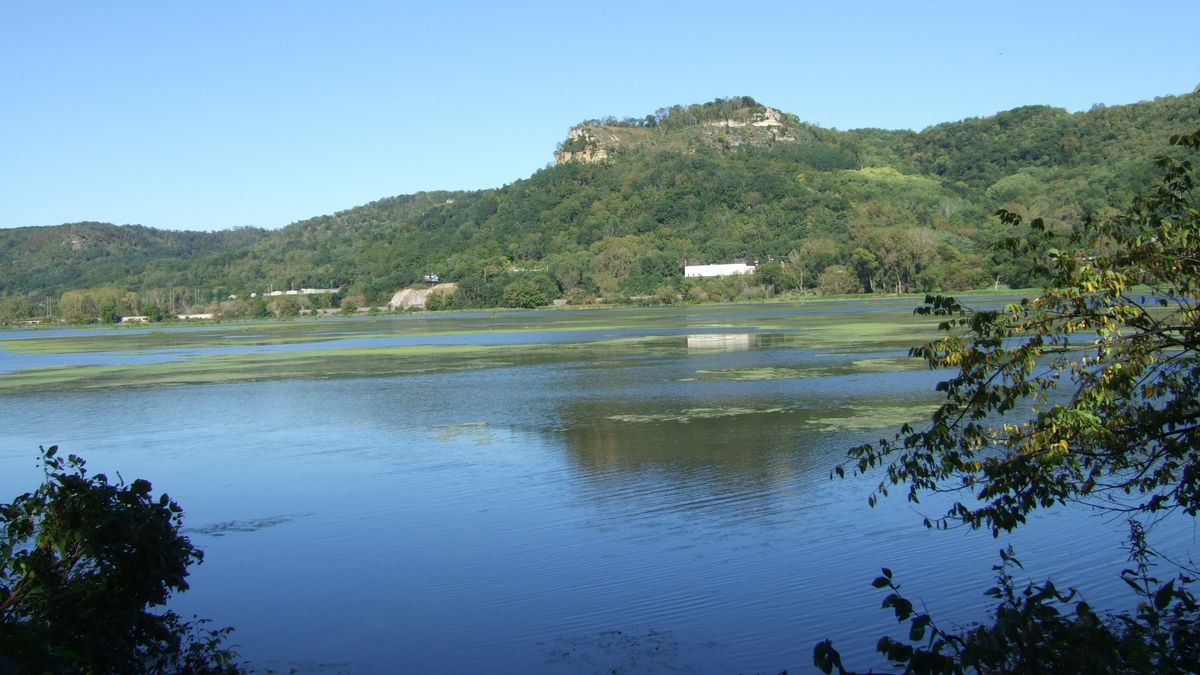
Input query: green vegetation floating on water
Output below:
<box><xmin>607</xmin><ymin>407</ymin><xmax>787</xmax><ymax>424</ymax></box>
<box><xmin>0</xmin><ymin>333</ymin><xmax>688</xmax><ymax>393</ymax></box>
<box><xmin>690</xmin><ymin>356</ymin><xmax>923</xmax><ymax>382</ymax></box>
<box><xmin>0</xmin><ymin>344</ymin><xmax>510</xmax><ymax>392</ymax></box>
<box><xmin>3</xmin><ymin>296</ymin><xmax>951</xmax><ymax>355</ymax></box>
<box><xmin>0</xmin><ymin>302</ymin><xmax>955</xmax><ymax>393</ymax></box>
<box><xmin>805</xmin><ymin>403</ymin><xmax>942</xmax><ymax>432</ymax></box>
<box><xmin>600</xmin><ymin>401</ymin><xmax>942</xmax><ymax>433</ymax></box>
<box><xmin>433</xmin><ymin>422</ymin><xmax>497</xmax><ymax>446</ymax></box>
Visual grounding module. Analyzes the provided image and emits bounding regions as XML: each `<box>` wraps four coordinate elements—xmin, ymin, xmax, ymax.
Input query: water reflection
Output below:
<box><xmin>555</xmin><ymin>400</ymin><xmax>836</xmax><ymax>530</ymax></box>
<box><xmin>685</xmin><ymin>333</ymin><xmax>755</xmax><ymax>351</ymax></box>
<box><xmin>0</xmin><ymin>299</ymin><xmax>1188</xmax><ymax>674</ymax></box>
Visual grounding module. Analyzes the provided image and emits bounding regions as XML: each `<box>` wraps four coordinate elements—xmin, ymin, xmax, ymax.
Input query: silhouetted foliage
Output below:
<box><xmin>0</xmin><ymin>446</ymin><xmax>241</xmax><ymax>673</ymax></box>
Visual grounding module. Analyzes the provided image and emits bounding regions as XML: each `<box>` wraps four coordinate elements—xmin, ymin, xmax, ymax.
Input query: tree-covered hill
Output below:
<box><xmin>0</xmin><ymin>222</ymin><xmax>267</xmax><ymax>297</ymax></box>
<box><xmin>2</xmin><ymin>90</ymin><xmax>1197</xmax><ymax>320</ymax></box>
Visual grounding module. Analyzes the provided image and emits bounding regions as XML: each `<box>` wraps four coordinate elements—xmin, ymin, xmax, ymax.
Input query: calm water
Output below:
<box><xmin>0</xmin><ymin>303</ymin><xmax>1193</xmax><ymax>673</ymax></box>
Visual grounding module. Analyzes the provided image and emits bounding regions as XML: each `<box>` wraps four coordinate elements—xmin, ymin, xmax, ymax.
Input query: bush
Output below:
<box><xmin>424</xmin><ymin>290</ymin><xmax>446</xmax><ymax>311</ymax></box>
<box><xmin>271</xmin><ymin>296</ymin><xmax>299</xmax><ymax>319</ymax></box>
<box><xmin>502</xmin><ymin>277</ymin><xmax>550</xmax><ymax>308</ymax></box>
<box><xmin>565</xmin><ymin>287</ymin><xmax>594</xmax><ymax>305</ymax></box>
<box><xmin>246</xmin><ymin>297</ymin><xmax>270</xmax><ymax>319</ymax></box>
<box><xmin>654</xmin><ymin>285</ymin><xmax>680</xmax><ymax>304</ymax></box>
<box><xmin>0</xmin><ymin>446</ymin><xmax>240</xmax><ymax>673</ymax></box>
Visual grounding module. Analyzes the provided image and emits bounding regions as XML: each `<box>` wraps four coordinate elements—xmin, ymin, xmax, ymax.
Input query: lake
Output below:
<box><xmin>0</xmin><ymin>300</ymin><xmax>1193</xmax><ymax>673</ymax></box>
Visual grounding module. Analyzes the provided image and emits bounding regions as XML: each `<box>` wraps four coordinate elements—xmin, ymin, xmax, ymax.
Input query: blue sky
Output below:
<box><xmin>2</xmin><ymin>1</ymin><xmax>1197</xmax><ymax>231</ymax></box>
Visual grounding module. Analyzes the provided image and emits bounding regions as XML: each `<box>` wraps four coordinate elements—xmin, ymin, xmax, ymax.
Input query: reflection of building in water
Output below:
<box><xmin>686</xmin><ymin>333</ymin><xmax>754</xmax><ymax>351</ymax></box>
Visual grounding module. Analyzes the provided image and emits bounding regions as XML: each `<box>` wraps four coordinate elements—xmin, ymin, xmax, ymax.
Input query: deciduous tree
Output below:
<box><xmin>817</xmin><ymin>131</ymin><xmax>1200</xmax><ymax>672</ymax></box>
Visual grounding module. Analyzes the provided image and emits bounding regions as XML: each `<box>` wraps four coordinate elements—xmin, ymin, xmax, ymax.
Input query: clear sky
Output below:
<box><xmin>2</xmin><ymin>1</ymin><xmax>1197</xmax><ymax>232</ymax></box>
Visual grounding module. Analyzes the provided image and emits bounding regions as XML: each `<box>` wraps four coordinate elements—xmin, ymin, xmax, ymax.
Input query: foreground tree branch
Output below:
<box><xmin>818</xmin><ymin>131</ymin><xmax>1200</xmax><ymax>673</ymax></box>
<box><xmin>0</xmin><ymin>446</ymin><xmax>241</xmax><ymax>673</ymax></box>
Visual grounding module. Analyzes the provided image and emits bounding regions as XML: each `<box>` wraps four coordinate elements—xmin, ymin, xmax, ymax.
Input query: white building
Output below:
<box><xmin>262</xmin><ymin>288</ymin><xmax>340</xmax><ymax>297</ymax></box>
<box><xmin>683</xmin><ymin>263</ymin><xmax>756</xmax><ymax>278</ymax></box>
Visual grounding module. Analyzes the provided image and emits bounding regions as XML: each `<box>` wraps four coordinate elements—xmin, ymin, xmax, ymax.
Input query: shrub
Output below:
<box><xmin>0</xmin><ymin>447</ymin><xmax>240</xmax><ymax>673</ymax></box>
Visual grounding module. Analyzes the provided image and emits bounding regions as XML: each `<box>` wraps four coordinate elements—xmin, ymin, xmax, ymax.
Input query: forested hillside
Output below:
<box><xmin>2</xmin><ymin>90</ymin><xmax>1196</xmax><ymax>321</ymax></box>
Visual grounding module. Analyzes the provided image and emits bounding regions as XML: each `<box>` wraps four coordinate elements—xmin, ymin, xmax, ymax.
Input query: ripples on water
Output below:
<box><xmin>0</xmin><ymin>308</ymin><xmax>1194</xmax><ymax>673</ymax></box>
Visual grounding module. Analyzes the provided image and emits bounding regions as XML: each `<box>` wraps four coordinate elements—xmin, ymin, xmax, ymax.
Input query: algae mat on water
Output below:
<box><xmin>687</xmin><ymin>356</ymin><xmax>925</xmax><ymax>382</ymax></box>
<box><xmin>0</xmin><ymin>336</ymin><xmax>677</xmax><ymax>393</ymax></box>
<box><xmin>0</xmin><ymin>301</ymin><xmax>955</xmax><ymax>393</ymax></box>
<box><xmin>0</xmin><ymin>345</ymin><xmax>513</xmax><ymax>392</ymax></box>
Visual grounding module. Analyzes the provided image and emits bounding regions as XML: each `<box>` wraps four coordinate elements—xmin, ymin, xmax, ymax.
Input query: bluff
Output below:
<box><xmin>2</xmin><ymin>91</ymin><xmax>1199</xmax><ymax>319</ymax></box>
<box><xmin>555</xmin><ymin>101</ymin><xmax>798</xmax><ymax>164</ymax></box>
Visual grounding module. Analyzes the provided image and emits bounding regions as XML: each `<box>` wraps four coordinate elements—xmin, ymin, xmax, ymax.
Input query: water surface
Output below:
<box><xmin>0</xmin><ymin>301</ymin><xmax>1191</xmax><ymax>673</ymax></box>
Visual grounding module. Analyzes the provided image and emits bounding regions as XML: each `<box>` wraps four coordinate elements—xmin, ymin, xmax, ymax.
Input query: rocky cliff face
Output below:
<box><xmin>554</xmin><ymin>105</ymin><xmax>800</xmax><ymax>166</ymax></box>
<box><xmin>554</xmin><ymin>127</ymin><xmax>618</xmax><ymax>164</ymax></box>
<box><xmin>705</xmin><ymin>106</ymin><xmax>785</xmax><ymax>128</ymax></box>
<box><xmin>387</xmin><ymin>282</ymin><xmax>457</xmax><ymax>310</ymax></box>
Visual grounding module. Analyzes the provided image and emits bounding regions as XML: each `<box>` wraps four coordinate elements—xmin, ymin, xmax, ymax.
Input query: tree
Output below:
<box><xmin>272</xmin><ymin>296</ymin><xmax>300</xmax><ymax>319</ymax></box>
<box><xmin>121</xmin><ymin>291</ymin><xmax>142</xmax><ymax>317</ymax></box>
<box><xmin>58</xmin><ymin>290</ymin><xmax>98</xmax><ymax>324</ymax></box>
<box><xmin>547</xmin><ymin>252</ymin><xmax>590</xmax><ymax>293</ymax></box>
<box><xmin>590</xmin><ymin>236</ymin><xmax>641</xmax><ymax>294</ymax></box>
<box><xmin>817</xmin><ymin>264</ymin><xmax>860</xmax><ymax>295</ymax></box>
<box><xmin>143</xmin><ymin>302</ymin><xmax>165</xmax><ymax>322</ymax></box>
<box><xmin>818</xmin><ymin>132</ymin><xmax>1200</xmax><ymax>672</ymax></box>
<box><xmin>502</xmin><ymin>277</ymin><xmax>550</xmax><ymax>309</ymax></box>
<box><xmin>0</xmin><ymin>446</ymin><xmax>240</xmax><ymax>673</ymax></box>
<box><xmin>0</xmin><ymin>295</ymin><xmax>37</xmax><ymax>324</ymax></box>
<box><xmin>752</xmin><ymin>261</ymin><xmax>785</xmax><ymax>293</ymax></box>
<box><xmin>850</xmin><ymin>248</ymin><xmax>879</xmax><ymax>293</ymax></box>
<box><xmin>246</xmin><ymin>297</ymin><xmax>270</xmax><ymax>319</ymax></box>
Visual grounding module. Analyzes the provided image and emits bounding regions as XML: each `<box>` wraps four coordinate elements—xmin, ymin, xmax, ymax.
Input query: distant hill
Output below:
<box><xmin>0</xmin><ymin>222</ymin><xmax>267</xmax><ymax>297</ymax></box>
<box><xmin>2</xmin><ymin>90</ymin><xmax>1197</xmax><ymax>318</ymax></box>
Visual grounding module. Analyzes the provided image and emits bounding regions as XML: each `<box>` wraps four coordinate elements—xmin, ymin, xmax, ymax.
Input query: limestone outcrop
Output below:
<box><xmin>554</xmin><ymin>127</ymin><xmax>621</xmax><ymax>164</ymax></box>
<box><xmin>387</xmin><ymin>283</ymin><xmax>457</xmax><ymax>310</ymax></box>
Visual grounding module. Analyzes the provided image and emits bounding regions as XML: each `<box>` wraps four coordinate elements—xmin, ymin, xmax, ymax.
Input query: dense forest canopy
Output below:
<box><xmin>1</xmin><ymin>91</ymin><xmax>1197</xmax><ymax>322</ymax></box>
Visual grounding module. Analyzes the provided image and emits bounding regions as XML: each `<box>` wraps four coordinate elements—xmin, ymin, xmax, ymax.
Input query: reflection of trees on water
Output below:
<box><xmin>550</xmin><ymin>398</ymin><xmax>852</xmax><ymax>524</ymax></box>
<box><xmin>526</xmin><ymin>329</ymin><xmax>946</xmax><ymax>527</ymax></box>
